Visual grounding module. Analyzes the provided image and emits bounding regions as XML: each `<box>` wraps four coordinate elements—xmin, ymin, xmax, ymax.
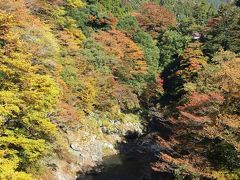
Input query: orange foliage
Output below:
<box><xmin>206</xmin><ymin>17</ymin><xmax>222</xmax><ymax>31</ymax></box>
<box><xmin>93</xmin><ymin>74</ymin><xmax>117</xmax><ymax>111</ymax></box>
<box><xmin>176</xmin><ymin>42</ymin><xmax>208</xmax><ymax>81</ymax></box>
<box><xmin>179</xmin><ymin>111</ymin><xmax>210</xmax><ymax>123</ymax></box>
<box><xmin>212</xmin><ymin>58</ymin><xmax>240</xmax><ymax>113</ymax></box>
<box><xmin>134</xmin><ymin>2</ymin><xmax>176</xmax><ymax>38</ymax></box>
<box><xmin>58</xmin><ymin>102</ymin><xmax>81</xmax><ymax>124</ymax></box>
<box><xmin>0</xmin><ymin>10</ymin><xmax>19</xmax><ymax>55</ymax></box>
<box><xmin>177</xmin><ymin>92</ymin><xmax>224</xmax><ymax>123</ymax></box>
<box><xmin>88</xmin><ymin>13</ymin><xmax>117</xmax><ymax>28</ymax></box>
<box><xmin>94</xmin><ymin>30</ymin><xmax>144</xmax><ymax>60</ymax></box>
<box><xmin>94</xmin><ymin>29</ymin><xmax>148</xmax><ymax>77</ymax></box>
<box><xmin>0</xmin><ymin>0</ymin><xmax>60</xmax><ymax>58</ymax></box>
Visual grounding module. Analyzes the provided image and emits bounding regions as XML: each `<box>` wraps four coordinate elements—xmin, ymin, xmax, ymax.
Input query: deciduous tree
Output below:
<box><xmin>134</xmin><ymin>2</ymin><xmax>176</xmax><ymax>38</ymax></box>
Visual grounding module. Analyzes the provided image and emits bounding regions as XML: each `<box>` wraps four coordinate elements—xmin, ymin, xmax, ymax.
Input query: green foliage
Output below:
<box><xmin>117</xmin><ymin>16</ymin><xmax>160</xmax><ymax>77</ymax></box>
<box><xmin>158</xmin><ymin>30</ymin><xmax>191</xmax><ymax>68</ymax></box>
<box><xmin>85</xmin><ymin>4</ymin><xmax>113</xmax><ymax>29</ymax></box>
<box><xmin>1</xmin><ymin>0</ymin><xmax>239</xmax><ymax>179</ymax></box>
<box><xmin>117</xmin><ymin>16</ymin><xmax>140</xmax><ymax>34</ymax></box>
<box><xmin>60</xmin><ymin>57</ymin><xmax>98</xmax><ymax>112</ymax></box>
<box><xmin>160</xmin><ymin>0</ymin><xmax>218</xmax><ymax>20</ymax></box>
<box><xmin>66</xmin><ymin>7</ymin><xmax>92</xmax><ymax>36</ymax></box>
<box><xmin>208</xmin><ymin>141</ymin><xmax>240</xmax><ymax>170</ymax></box>
<box><xmin>132</xmin><ymin>30</ymin><xmax>160</xmax><ymax>77</ymax></box>
<box><xmin>192</xmin><ymin>1</ymin><xmax>216</xmax><ymax>25</ymax></box>
<box><xmin>236</xmin><ymin>0</ymin><xmax>240</xmax><ymax>7</ymax></box>
<box><xmin>177</xmin><ymin>17</ymin><xmax>201</xmax><ymax>35</ymax></box>
<box><xmin>95</xmin><ymin>0</ymin><xmax>132</xmax><ymax>17</ymax></box>
<box><xmin>210</xmin><ymin>49</ymin><xmax>237</xmax><ymax>64</ymax></box>
<box><xmin>67</xmin><ymin>0</ymin><xmax>136</xmax><ymax>34</ymax></box>
<box><xmin>80</xmin><ymin>39</ymin><xmax>116</xmax><ymax>74</ymax></box>
<box><xmin>208</xmin><ymin>0</ymin><xmax>228</xmax><ymax>8</ymax></box>
<box><xmin>204</xmin><ymin>4</ymin><xmax>240</xmax><ymax>56</ymax></box>
<box><xmin>162</xmin><ymin>42</ymin><xmax>208</xmax><ymax>101</ymax></box>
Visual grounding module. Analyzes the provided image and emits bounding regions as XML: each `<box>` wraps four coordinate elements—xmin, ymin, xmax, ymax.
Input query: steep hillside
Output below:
<box><xmin>0</xmin><ymin>0</ymin><xmax>239</xmax><ymax>180</ymax></box>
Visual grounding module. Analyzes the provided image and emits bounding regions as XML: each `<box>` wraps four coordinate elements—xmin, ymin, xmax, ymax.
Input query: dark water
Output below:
<box><xmin>77</xmin><ymin>154</ymin><xmax>174</xmax><ymax>180</ymax></box>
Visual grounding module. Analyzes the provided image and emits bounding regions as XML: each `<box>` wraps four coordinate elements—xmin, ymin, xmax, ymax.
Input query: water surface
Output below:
<box><xmin>78</xmin><ymin>153</ymin><xmax>174</xmax><ymax>180</ymax></box>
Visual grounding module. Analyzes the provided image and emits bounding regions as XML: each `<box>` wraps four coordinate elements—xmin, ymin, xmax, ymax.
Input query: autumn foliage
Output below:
<box><xmin>94</xmin><ymin>30</ymin><xmax>148</xmax><ymax>82</ymax></box>
<box><xmin>0</xmin><ymin>0</ymin><xmax>239</xmax><ymax>179</ymax></box>
<box><xmin>0</xmin><ymin>8</ymin><xmax>60</xmax><ymax>179</ymax></box>
<box><xmin>134</xmin><ymin>3</ymin><xmax>176</xmax><ymax>38</ymax></box>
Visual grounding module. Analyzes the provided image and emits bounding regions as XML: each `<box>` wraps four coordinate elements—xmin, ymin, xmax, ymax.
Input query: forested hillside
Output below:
<box><xmin>0</xmin><ymin>0</ymin><xmax>239</xmax><ymax>179</ymax></box>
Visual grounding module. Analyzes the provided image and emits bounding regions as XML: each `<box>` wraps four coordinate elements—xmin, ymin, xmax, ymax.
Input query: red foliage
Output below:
<box><xmin>156</xmin><ymin>76</ymin><xmax>164</xmax><ymax>86</ymax></box>
<box><xmin>177</xmin><ymin>92</ymin><xmax>224</xmax><ymax>123</ymax></box>
<box><xmin>177</xmin><ymin>92</ymin><xmax>224</xmax><ymax>111</ymax></box>
<box><xmin>179</xmin><ymin>111</ymin><xmax>209</xmax><ymax>123</ymax></box>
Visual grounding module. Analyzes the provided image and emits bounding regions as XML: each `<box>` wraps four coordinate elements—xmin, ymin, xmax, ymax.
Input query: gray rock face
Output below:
<box><xmin>70</xmin><ymin>143</ymin><xmax>81</xmax><ymax>152</ymax></box>
<box><xmin>51</xmin><ymin>130</ymin><xmax>105</xmax><ymax>180</ymax></box>
<box><xmin>68</xmin><ymin>135</ymin><xmax>103</xmax><ymax>172</ymax></box>
<box><xmin>50</xmin><ymin>114</ymin><xmax>144</xmax><ymax>179</ymax></box>
<box><xmin>55</xmin><ymin>169</ymin><xmax>76</xmax><ymax>180</ymax></box>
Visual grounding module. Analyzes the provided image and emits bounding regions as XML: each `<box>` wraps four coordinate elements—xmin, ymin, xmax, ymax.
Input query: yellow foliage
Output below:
<box><xmin>77</xmin><ymin>76</ymin><xmax>97</xmax><ymax>112</ymax></box>
<box><xmin>23</xmin><ymin>111</ymin><xmax>57</xmax><ymax>137</ymax></box>
<box><xmin>0</xmin><ymin>6</ymin><xmax>60</xmax><ymax>178</ymax></box>
<box><xmin>212</xmin><ymin>58</ymin><xmax>240</xmax><ymax>113</ymax></box>
<box><xmin>0</xmin><ymin>131</ymin><xmax>47</xmax><ymax>180</ymax></box>
<box><xmin>22</xmin><ymin>74</ymin><xmax>60</xmax><ymax>111</ymax></box>
<box><xmin>66</xmin><ymin>0</ymin><xmax>85</xmax><ymax>8</ymax></box>
<box><xmin>0</xmin><ymin>91</ymin><xmax>22</xmax><ymax>120</ymax></box>
<box><xmin>58</xmin><ymin>27</ymin><xmax>85</xmax><ymax>54</ymax></box>
<box><xmin>217</xmin><ymin>58</ymin><xmax>240</xmax><ymax>98</ymax></box>
<box><xmin>0</xmin><ymin>11</ymin><xmax>14</xmax><ymax>33</ymax></box>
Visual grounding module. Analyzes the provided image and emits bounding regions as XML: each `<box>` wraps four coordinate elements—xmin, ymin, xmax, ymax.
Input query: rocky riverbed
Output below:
<box><xmin>49</xmin><ymin>116</ymin><xmax>146</xmax><ymax>180</ymax></box>
<box><xmin>73</xmin><ymin>112</ymin><xmax>177</xmax><ymax>180</ymax></box>
<box><xmin>48</xmin><ymin>110</ymin><xmax>190</xmax><ymax>180</ymax></box>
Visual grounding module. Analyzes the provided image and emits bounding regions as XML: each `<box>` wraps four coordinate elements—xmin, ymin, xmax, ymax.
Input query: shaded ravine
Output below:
<box><xmin>76</xmin><ymin>124</ymin><xmax>175</xmax><ymax>180</ymax></box>
<box><xmin>77</xmin><ymin>153</ymin><xmax>174</xmax><ymax>180</ymax></box>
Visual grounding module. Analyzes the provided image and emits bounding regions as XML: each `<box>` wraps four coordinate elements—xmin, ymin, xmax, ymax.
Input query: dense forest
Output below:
<box><xmin>0</xmin><ymin>0</ymin><xmax>239</xmax><ymax>179</ymax></box>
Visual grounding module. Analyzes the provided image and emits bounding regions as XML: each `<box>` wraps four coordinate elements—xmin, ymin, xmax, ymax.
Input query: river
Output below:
<box><xmin>77</xmin><ymin>152</ymin><xmax>174</xmax><ymax>180</ymax></box>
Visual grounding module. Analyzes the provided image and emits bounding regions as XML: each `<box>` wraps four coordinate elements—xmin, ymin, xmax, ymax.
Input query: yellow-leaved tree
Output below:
<box><xmin>0</xmin><ymin>10</ymin><xmax>60</xmax><ymax>179</ymax></box>
<box><xmin>66</xmin><ymin>0</ymin><xmax>85</xmax><ymax>8</ymax></box>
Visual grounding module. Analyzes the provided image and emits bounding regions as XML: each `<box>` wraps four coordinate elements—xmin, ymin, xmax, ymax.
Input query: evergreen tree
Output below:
<box><xmin>204</xmin><ymin>4</ymin><xmax>240</xmax><ymax>56</ymax></box>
